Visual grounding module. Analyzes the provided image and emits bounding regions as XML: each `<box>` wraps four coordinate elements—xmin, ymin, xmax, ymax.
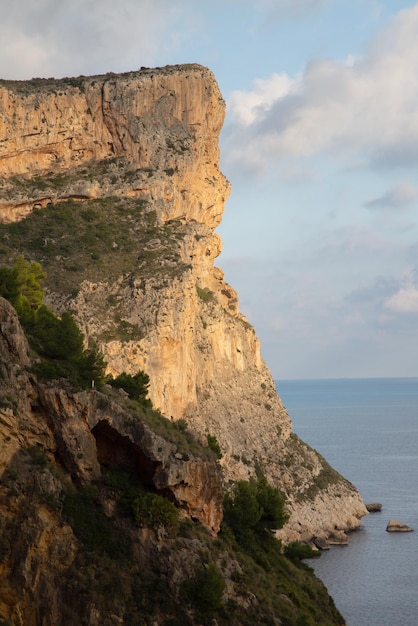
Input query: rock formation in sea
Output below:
<box><xmin>386</xmin><ymin>519</ymin><xmax>413</xmax><ymax>532</ymax></box>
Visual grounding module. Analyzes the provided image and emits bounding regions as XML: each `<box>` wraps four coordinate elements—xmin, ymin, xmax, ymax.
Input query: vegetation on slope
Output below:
<box><xmin>0</xmin><ymin>441</ymin><xmax>344</xmax><ymax>626</ymax></box>
<box><xmin>0</xmin><ymin>185</ymin><xmax>191</xmax><ymax>295</ymax></box>
<box><xmin>0</xmin><ymin>286</ymin><xmax>344</xmax><ymax>624</ymax></box>
<box><xmin>0</xmin><ymin>255</ymin><xmax>106</xmax><ymax>388</ymax></box>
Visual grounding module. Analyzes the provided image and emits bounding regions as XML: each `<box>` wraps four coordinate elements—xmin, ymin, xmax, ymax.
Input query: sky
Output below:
<box><xmin>1</xmin><ymin>1</ymin><xmax>418</xmax><ymax>380</ymax></box>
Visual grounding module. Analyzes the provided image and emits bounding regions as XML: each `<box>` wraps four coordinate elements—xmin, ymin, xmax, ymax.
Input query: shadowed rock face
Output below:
<box><xmin>0</xmin><ymin>65</ymin><xmax>367</xmax><ymax>543</ymax></box>
<box><xmin>0</xmin><ymin>295</ymin><xmax>226</xmax><ymax>624</ymax></box>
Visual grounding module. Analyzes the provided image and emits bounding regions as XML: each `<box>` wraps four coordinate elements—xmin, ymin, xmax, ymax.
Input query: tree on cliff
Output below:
<box><xmin>223</xmin><ymin>474</ymin><xmax>289</xmax><ymax>546</ymax></box>
<box><xmin>0</xmin><ymin>257</ymin><xmax>106</xmax><ymax>389</ymax></box>
<box><xmin>0</xmin><ymin>254</ymin><xmax>45</xmax><ymax>322</ymax></box>
<box><xmin>108</xmin><ymin>370</ymin><xmax>152</xmax><ymax>407</ymax></box>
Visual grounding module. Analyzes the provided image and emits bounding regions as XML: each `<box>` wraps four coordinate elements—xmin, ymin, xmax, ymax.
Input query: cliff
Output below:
<box><xmin>0</xmin><ymin>64</ymin><xmax>367</xmax><ymax>546</ymax></box>
<box><xmin>0</xmin><ymin>296</ymin><xmax>345</xmax><ymax>625</ymax></box>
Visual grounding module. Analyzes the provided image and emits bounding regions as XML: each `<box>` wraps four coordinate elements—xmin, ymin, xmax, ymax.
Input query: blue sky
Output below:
<box><xmin>1</xmin><ymin>0</ymin><xmax>418</xmax><ymax>379</ymax></box>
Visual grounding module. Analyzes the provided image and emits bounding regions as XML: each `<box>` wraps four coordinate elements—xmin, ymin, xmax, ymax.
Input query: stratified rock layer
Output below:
<box><xmin>0</xmin><ymin>64</ymin><xmax>367</xmax><ymax>541</ymax></box>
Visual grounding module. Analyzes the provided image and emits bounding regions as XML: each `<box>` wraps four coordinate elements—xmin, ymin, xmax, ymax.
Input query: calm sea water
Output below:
<box><xmin>277</xmin><ymin>378</ymin><xmax>418</xmax><ymax>626</ymax></box>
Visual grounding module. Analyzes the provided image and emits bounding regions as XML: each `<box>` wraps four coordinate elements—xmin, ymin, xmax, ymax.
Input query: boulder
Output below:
<box><xmin>327</xmin><ymin>531</ymin><xmax>349</xmax><ymax>545</ymax></box>
<box><xmin>313</xmin><ymin>537</ymin><xmax>330</xmax><ymax>550</ymax></box>
<box><xmin>366</xmin><ymin>503</ymin><xmax>382</xmax><ymax>512</ymax></box>
<box><xmin>386</xmin><ymin>520</ymin><xmax>413</xmax><ymax>532</ymax></box>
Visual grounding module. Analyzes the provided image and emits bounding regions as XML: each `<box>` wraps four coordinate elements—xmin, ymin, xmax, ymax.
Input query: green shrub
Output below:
<box><xmin>108</xmin><ymin>370</ymin><xmax>151</xmax><ymax>406</ymax></box>
<box><xmin>62</xmin><ymin>485</ymin><xmax>129</xmax><ymax>559</ymax></box>
<box><xmin>183</xmin><ymin>561</ymin><xmax>225</xmax><ymax>614</ymax></box>
<box><xmin>175</xmin><ymin>418</ymin><xmax>188</xmax><ymax>432</ymax></box>
<box><xmin>132</xmin><ymin>492</ymin><xmax>179</xmax><ymax>529</ymax></box>
<box><xmin>0</xmin><ymin>266</ymin><xmax>20</xmax><ymax>304</ymax></box>
<box><xmin>223</xmin><ymin>474</ymin><xmax>288</xmax><ymax>543</ymax></box>
<box><xmin>0</xmin><ymin>255</ymin><xmax>45</xmax><ymax>323</ymax></box>
<box><xmin>223</xmin><ymin>480</ymin><xmax>262</xmax><ymax>541</ymax></box>
<box><xmin>0</xmin><ymin>257</ymin><xmax>106</xmax><ymax>389</ymax></box>
<box><xmin>196</xmin><ymin>285</ymin><xmax>214</xmax><ymax>302</ymax></box>
<box><xmin>102</xmin><ymin>465</ymin><xmax>145</xmax><ymax>517</ymax></box>
<box><xmin>207</xmin><ymin>434</ymin><xmax>222</xmax><ymax>459</ymax></box>
<box><xmin>29</xmin><ymin>306</ymin><xmax>106</xmax><ymax>389</ymax></box>
<box><xmin>254</xmin><ymin>474</ymin><xmax>289</xmax><ymax>531</ymax></box>
<box><xmin>26</xmin><ymin>444</ymin><xmax>48</xmax><ymax>467</ymax></box>
<box><xmin>221</xmin><ymin>474</ymin><xmax>289</xmax><ymax>570</ymax></box>
<box><xmin>284</xmin><ymin>542</ymin><xmax>320</xmax><ymax>562</ymax></box>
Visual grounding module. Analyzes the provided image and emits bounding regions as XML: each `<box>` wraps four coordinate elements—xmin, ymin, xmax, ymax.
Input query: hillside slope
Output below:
<box><xmin>0</xmin><ymin>296</ymin><xmax>346</xmax><ymax>625</ymax></box>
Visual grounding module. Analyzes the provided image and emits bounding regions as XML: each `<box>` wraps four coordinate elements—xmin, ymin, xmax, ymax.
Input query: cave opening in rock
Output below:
<box><xmin>91</xmin><ymin>420</ymin><xmax>159</xmax><ymax>489</ymax></box>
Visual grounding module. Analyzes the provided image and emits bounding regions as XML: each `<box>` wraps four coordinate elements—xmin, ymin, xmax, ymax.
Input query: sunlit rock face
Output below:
<box><xmin>0</xmin><ymin>65</ymin><xmax>229</xmax><ymax>226</ymax></box>
<box><xmin>0</xmin><ymin>65</ymin><xmax>367</xmax><ymax>541</ymax></box>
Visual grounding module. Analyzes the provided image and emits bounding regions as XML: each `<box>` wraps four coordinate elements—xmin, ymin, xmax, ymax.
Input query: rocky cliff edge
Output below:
<box><xmin>0</xmin><ymin>64</ymin><xmax>367</xmax><ymax>543</ymax></box>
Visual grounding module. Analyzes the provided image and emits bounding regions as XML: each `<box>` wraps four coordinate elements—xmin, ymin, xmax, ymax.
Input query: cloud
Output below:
<box><xmin>385</xmin><ymin>285</ymin><xmax>418</xmax><ymax>313</ymax></box>
<box><xmin>0</xmin><ymin>0</ymin><xmax>187</xmax><ymax>79</ymax></box>
<box><xmin>365</xmin><ymin>182</ymin><xmax>418</xmax><ymax>210</ymax></box>
<box><xmin>228</xmin><ymin>73</ymin><xmax>300</xmax><ymax>125</ymax></box>
<box><xmin>224</xmin><ymin>4</ymin><xmax>418</xmax><ymax>173</ymax></box>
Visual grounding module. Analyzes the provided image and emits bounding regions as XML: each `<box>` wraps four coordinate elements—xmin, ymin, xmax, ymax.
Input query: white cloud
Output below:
<box><xmin>365</xmin><ymin>182</ymin><xmax>418</xmax><ymax>210</ymax></box>
<box><xmin>0</xmin><ymin>0</ymin><xmax>186</xmax><ymax>79</ymax></box>
<box><xmin>225</xmin><ymin>4</ymin><xmax>418</xmax><ymax>172</ymax></box>
<box><xmin>228</xmin><ymin>73</ymin><xmax>300</xmax><ymax>125</ymax></box>
<box><xmin>385</xmin><ymin>286</ymin><xmax>418</xmax><ymax>313</ymax></box>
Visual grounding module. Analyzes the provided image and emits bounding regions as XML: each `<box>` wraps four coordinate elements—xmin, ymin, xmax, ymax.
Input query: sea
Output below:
<box><xmin>276</xmin><ymin>377</ymin><xmax>418</xmax><ymax>626</ymax></box>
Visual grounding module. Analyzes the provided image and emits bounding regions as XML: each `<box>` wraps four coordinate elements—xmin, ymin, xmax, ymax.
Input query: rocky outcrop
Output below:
<box><xmin>0</xmin><ymin>65</ymin><xmax>367</xmax><ymax>543</ymax></box>
<box><xmin>366</xmin><ymin>502</ymin><xmax>382</xmax><ymax>512</ymax></box>
<box><xmin>386</xmin><ymin>520</ymin><xmax>413</xmax><ymax>532</ymax></box>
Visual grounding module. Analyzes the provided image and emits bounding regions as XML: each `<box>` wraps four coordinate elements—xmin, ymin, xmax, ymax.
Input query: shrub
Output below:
<box><xmin>254</xmin><ymin>474</ymin><xmax>289</xmax><ymax>532</ymax></box>
<box><xmin>223</xmin><ymin>480</ymin><xmax>262</xmax><ymax>541</ymax></box>
<box><xmin>108</xmin><ymin>370</ymin><xmax>151</xmax><ymax>406</ymax></box>
<box><xmin>0</xmin><ymin>266</ymin><xmax>20</xmax><ymax>304</ymax></box>
<box><xmin>223</xmin><ymin>474</ymin><xmax>288</xmax><ymax>542</ymax></box>
<box><xmin>284</xmin><ymin>542</ymin><xmax>320</xmax><ymax>562</ymax></box>
<box><xmin>132</xmin><ymin>492</ymin><xmax>179</xmax><ymax>529</ymax></box>
<box><xmin>102</xmin><ymin>465</ymin><xmax>144</xmax><ymax>517</ymax></box>
<box><xmin>183</xmin><ymin>561</ymin><xmax>225</xmax><ymax>614</ymax></box>
<box><xmin>0</xmin><ymin>255</ymin><xmax>45</xmax><ymax>323</ymax></box>
<box><xmin>62</xmin><ymin>485</ymin><xmax>129</xmax><ymax>559</ymax></box>
<box><xmin>29</xmin><ymin>307</ymin><xmax>106</xmax><ymax>389</ymax></box>
<box><xmin>26</xmin><ymin>444</ymin><xmax>48</xmax><ymax>467</ymax></box>
<box><xmin>196</xmin><ymin>285</ymin><xmax>214</xmax><ymax>302</ymax></box>
<box><xmin>175</xmin><ymin>418</ymin><xmax>188</xmax><ymax>432</ymax></box>
<box><xmin>221</xmin><ymin>475</ymin><xmax>290</xmax><ymax>571</ymax></box>
<box><xmin>0</xmin><ymin>257</ymin><xmax>106</xmax><ymax>389</ymax></box>
<box><xmin>207</xmin><ymin>434</ymin><xmax>222</xmax><ymax>459</ymax></box>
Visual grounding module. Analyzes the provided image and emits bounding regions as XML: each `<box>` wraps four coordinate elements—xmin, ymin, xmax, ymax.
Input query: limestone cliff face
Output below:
<box><xmin>0</xmin><ymin>64</ymin><xmax>367</xmax><ymax>542</ymax></box>
<box><xmin>0</xmin><ymin>65</ymin><xmax>229</xmax><ymax>226</ymax></box>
